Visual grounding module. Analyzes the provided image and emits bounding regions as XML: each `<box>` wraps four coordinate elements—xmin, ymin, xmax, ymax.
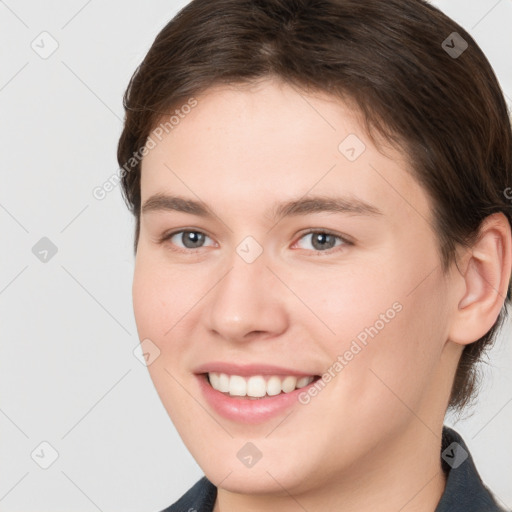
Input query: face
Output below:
<box><xmin>133</xmin><ymin>78</ymin><xmax>459</xmax><ymax>495</ymax></box>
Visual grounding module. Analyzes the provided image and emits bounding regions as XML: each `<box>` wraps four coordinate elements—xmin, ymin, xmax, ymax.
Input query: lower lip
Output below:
<box><xmin>196</xmin><ymin>374</ymin><xmax>318</xmax><ymax>424</ymax></box>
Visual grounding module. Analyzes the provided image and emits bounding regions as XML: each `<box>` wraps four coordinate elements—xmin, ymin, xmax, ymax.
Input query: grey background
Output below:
<box><xmin>0</xmin><ymin>1</ymin><xmax>511</xmax><ymax>511</ymax></box>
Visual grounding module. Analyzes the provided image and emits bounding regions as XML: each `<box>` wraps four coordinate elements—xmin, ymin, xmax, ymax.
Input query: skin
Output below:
<box><xmin>133</xmin><ymin>77</ymin><xmax>511</xmax><ymax>512</ymax></box>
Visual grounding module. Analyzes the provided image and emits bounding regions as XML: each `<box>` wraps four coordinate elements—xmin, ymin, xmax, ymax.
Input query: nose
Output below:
<box><xmin>204</xmin><ymin>247</ymin><xmax>289</xmax><ymax>344</ymax></box>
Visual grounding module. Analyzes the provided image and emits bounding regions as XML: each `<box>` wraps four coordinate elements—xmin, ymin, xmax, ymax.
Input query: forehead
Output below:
<box><xmin>140</xmin><ymin>79</ymin><xmax>433</xmax><ymax>229</ymax></box>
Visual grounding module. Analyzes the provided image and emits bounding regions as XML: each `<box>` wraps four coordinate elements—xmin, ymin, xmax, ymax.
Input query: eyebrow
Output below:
<box><xmin>141</xmin><ymin>193</ymin><xmax>383</xmax><ymax>220</ymax></box>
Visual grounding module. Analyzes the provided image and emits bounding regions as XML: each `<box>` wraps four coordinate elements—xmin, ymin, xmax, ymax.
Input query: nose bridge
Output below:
<box><xmin>205</xmin><ymin>238</ymin><xmax>288</xmax><ymax>342</ymax></box>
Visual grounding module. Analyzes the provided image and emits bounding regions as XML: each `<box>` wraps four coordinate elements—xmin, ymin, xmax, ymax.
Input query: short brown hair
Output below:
<box><xmin>117</xmin><ymin>0</ymin><xmax>512</xmax><ymax>412</ymax></box>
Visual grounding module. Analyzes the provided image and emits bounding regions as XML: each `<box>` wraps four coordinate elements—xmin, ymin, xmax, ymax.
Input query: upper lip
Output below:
<box><xmin>193</xmin><ymin>362</ymin><xmax>319</xmax><ymax>377</ymax></box>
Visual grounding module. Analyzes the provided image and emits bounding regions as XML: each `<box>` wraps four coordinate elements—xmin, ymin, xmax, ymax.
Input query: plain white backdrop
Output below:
<box><xmin>1</xmin><ymin>0</ymin><xmax>511</xmax><ymax>511</ymax></box>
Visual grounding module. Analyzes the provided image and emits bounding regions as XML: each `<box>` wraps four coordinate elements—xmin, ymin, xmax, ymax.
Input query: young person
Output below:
<box><xmin>117</xmin><ymin>0</ymin><xmax>512</xmax><ymax>510</ymax></box>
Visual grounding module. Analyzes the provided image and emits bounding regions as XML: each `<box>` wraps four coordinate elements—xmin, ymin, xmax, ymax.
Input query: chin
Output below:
<box><xmin>204</xmin><ymin>463</ymin><xmax>308</xmax><ymax>496</ymax></box>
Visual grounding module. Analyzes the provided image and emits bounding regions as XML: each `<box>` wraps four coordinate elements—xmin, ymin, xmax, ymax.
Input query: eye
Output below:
<box><xmin>159</xmin><ymin>228</ymin><xmax>353</xmax><ymax>254</ymax></box>
<box><xmin>160</xmin><ymin>230</ymin><xmax>215</xmax><ymax>252</ymax></box>
<box><xmin>293</xmin><ymin>229</ymin><xmax>352</xmax><ymax>253</ymax></box>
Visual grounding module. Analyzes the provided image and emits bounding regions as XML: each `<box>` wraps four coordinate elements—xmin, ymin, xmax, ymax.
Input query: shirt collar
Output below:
<box><xmin>435</xmin><ymin>425</ymin><xmax>507</xmax><ymax>511</ymax></box>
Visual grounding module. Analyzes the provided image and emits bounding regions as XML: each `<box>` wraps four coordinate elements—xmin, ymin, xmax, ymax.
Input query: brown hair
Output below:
<box><xmin>117</xmin><ymin>0</ymin><xmax>512</xmax><ymax>412</ymax></box>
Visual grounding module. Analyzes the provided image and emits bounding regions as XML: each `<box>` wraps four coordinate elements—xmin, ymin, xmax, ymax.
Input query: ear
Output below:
<box><xmin>448</xmin><ymin>212</ymin><xmax>512</xmax><ymax>346</ymax></box>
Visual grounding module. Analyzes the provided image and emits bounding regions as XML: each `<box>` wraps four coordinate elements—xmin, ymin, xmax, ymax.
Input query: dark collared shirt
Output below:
<box><xmin>161</xmin><ymin>426</ymin><xmax>509</xmax><ymax>512</ymax></box>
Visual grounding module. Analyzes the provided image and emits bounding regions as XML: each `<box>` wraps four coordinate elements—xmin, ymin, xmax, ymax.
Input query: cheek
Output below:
<box><xmin>132</xmin><ymin>259</ymin><xmax>163</xmax><ymax>338</ymax></box>
<box><xmin>131</xmin><ymin>252</ymin><xmax>203</xmax><ymax>427</ymax></box>
<box><xmin>285</xmin><ymin>257</ymin><xmax>401</xmax><ymax>347</ymax></box>
<box><xmin>296</xmin><ymin>252</ymin><xmax>448</xmax><ymax>405</ymax></box>
<box><xmin>131</xmin><ymin>249</ymin><xmax>182</xmax><ymax>347</ymax></box>
<box><xmin>131</xmin><ymin>248</ymin><xmax>214</xmax><ymax>360</ymax></box>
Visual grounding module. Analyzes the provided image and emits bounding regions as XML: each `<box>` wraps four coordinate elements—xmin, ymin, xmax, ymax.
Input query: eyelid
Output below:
<box><xmin>159</xmin><ymin>227</ymin><xmax>354</xmax><ymax>254</ymax></box>
<box><xmin>158</xmin><ymin>228</ymin><xmax>216</xmax><ymax>250</ymax></box>
<box><xmin>295</xmin><ymin>228</ymin><xmax>354</xmax><ymax>245</ymax></box>
<box><xmin>292</xmin><ymin>228</ymin><xmax>354</xmax><ymax>253</ymax></box>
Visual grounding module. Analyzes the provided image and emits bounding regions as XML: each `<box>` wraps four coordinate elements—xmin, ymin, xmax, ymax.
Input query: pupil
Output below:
<box><xmin>313</xmin><ymin>233</ymin><xmax>334</xmax><ymax>250</ymax></box>
<box><xmin>184</xmin><ymin>231</ymin><xmax>204</xmax><ymax>248</ymax></box>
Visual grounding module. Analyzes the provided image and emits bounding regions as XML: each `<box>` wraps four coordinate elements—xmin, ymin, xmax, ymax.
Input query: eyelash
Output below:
<box><xmin>158</xmin><ymin>228</ymin><xmax>353</xmax><ymax>255</ymax></box>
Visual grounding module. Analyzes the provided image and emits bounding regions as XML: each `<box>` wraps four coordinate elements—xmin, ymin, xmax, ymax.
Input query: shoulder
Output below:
<box><xmin>436</xmin><ymin>425</ymin><xmax>509</xmax><ymax>512</ymax></box>
<box><xmin>159</xmin><ymin>476</ymin><xmax>217</xmax><ymax>512</ymax></box>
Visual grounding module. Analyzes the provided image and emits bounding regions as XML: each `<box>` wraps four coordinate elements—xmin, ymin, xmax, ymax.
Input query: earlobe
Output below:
<box><xmin>448</xmin><ymin>212</ymin><xmax>511</xmax><ymax>346</ymax></box>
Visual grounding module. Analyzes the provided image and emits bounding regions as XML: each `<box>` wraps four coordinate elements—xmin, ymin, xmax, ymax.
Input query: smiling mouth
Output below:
<box><xmin>204</xmin><ymin>372</ymin><xmax>322</xmax><ymax>399</ymax></box>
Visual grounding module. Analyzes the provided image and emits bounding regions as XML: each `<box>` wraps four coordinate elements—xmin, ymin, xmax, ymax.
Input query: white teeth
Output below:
<box><xmin>209</xmin><ymin>372</ymin><xmax>220</xmax><ymax>389</ymax></box>
<box><xmin>229</xmin><ymin>375</ymin><xmax>247</xmax><ymax>396</ymax></box>
<box><xmin>207</xmin><ymin>373</ymin><xmax>315</xmax><ymax>397</ymax></box>
<box><xmin>218</xmin><ymin>372</ymin><xmax>230</xmax><ymax>392</ymax></box>
<box><xmin>281</xmin><ymin>376</ymin><xmax>297</xmax><ymax>393</ymax></box>
<box><xmin>266</xmin><ymin>376</ymin><xmax>282</xmax><ymax>396</ymax></box>
<box><xmin>296</xmin><ymin>376</ymin><xmax>312</xmax><ymax>388</ymax></box>
<box><xmin>247</xmin><ymin>376</ymin><xmax>267</xmax><ymax>397</ymax></box>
